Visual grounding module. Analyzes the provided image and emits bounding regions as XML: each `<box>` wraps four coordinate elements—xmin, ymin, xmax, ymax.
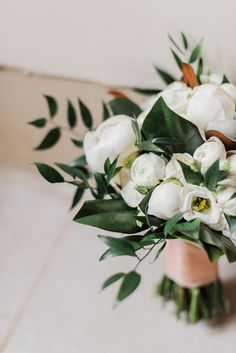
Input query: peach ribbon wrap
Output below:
<box><xmin>165</xmin><ymin>240</ymin><xmax>218</xmax><ymax>288</ymax></box>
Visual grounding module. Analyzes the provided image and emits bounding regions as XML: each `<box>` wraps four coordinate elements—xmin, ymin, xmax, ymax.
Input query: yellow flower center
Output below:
<box><xmin>192</xmin><ymin>197</ymin><xmax>211</xmax><ymax>212</ymax></box>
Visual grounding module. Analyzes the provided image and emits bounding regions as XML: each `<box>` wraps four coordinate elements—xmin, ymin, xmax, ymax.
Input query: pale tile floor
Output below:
<box><xmin>1</xmin><ymin>165</ymin><xmax>236</xmax><ymax>353</ymax></box>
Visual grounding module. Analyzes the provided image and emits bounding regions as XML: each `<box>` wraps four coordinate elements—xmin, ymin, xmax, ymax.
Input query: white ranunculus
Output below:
<box><xmin>206</xmin><ymin>119</ymin><xmax>236</xmax><ymax>139</ymax></box>
<box><xmin>84</xmin><ymin>115</ymin><xmax>137</xmax><ymax>173</ymax></box>
<box><xmin>121</xmin><ymin>181</ymin><xmax>144</xmax><ymax>208</ymax></box>
<box><xmin>193</xmin><ymin>137</ymin><xmax>226</xmax><ymax>175</ymax></box>
<box><xmin>142</xmin><ymin>81</ymin><xmax>192</xmax><ymax>115</ymax></box>
<box><xmin>148</xmin><ymin>181</ymin><xmax>182</xmax><ymax>220</ymax></box>
<box><xmin>180</xmin><ymin>184</ymin><xmax>222</xmax><ymax>227</ymax></box>
<box><xmin>200</xmin><ymin>73</ymin><xmax>223</xmax><ymax>85</ymax></box>
<box><xmin>131</xmin><ymin>153</ymin><xmax>165</xmax><ymax>187</ymax></box>
<box><xmin>165</xmin><ymin>153</ymin><xmax>195</xmax><ymax>184</ymax></box>
<box><xmin>221</xmin><ymin>83</ymin><xmax>236</xmax><ymax>103</ymax></box>
<box><xmin>186</xmin><ymin>84</ymin><xmax>235</xmax><ymax>130</ymax></box>
<box><xmin>227</xmin><ymin>154</ymin><xmax>236</xmax><ymax>175</ymax></box>
<box><xmin>217</xmin><ymin>185</ymin><xmax>236</xmax><ymax>215</ymax></box>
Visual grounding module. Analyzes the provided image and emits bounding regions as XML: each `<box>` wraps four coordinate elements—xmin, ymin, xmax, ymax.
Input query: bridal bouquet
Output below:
<box><xmin>30</xmin><ymin>33</ymin><xmax>236</xmax><ymax>323</ymax></box>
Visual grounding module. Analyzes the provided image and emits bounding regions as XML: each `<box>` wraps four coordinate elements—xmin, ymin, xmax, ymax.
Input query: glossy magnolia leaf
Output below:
<box><xmin>101</xmin><ymin>273</ymin><xmax>125</xmax><ymax>290</ymax></box>
<box><xmin>204</xmin><ymin>160</ymin><xmax>220</xmax><ymax>191</ymax></box>
<box><xmin>34</xmin><ymin>127</ymin><xmax>61</xmax><ymax>150</ymax></box>
<box><xmin>222</xmin><ymin>75</ymin><xmax>230</xmax><ymax>84</ymax></box>
<box><xmin>116</xmin><ymin>271</ymin><xmax>141</xmax><ymax>303</ymax></box>
<box><xmin>71</xmin><ymin>139</ymin><xmax>83</xmax><ymax>148</ymax></box>
<box><xmin>189</xmin><ymin>40</ymin><xmax>203</xmax><ymax>63</ymax></box>
<box><xmin>73</xmin><ymin>199</ymin><xmax>141</xmax><ymax>233</ymax></box>
<box><xmin>133</xmin><ymin>87</ymin><xmax>162</xmax><ymax>96</ymax></box>
<box><xmin>164</xmin><ymin>212</ymin><xmax>184</xmax><ymax>237</ymax></box>
<box><xmin>35</xmin><ymin>163</ymin><xmax>64</xmax><ymax>183</ymax></box>
<box><xmin>67</xmin><ymin>101</ymin><xmax>77</xmax><ymax>128</ymax></box>
<box><xmin>98</xmin><ymin>235</ymin><xmax>137</xmax><ymax>257</ymax></box>
<box><xmin>200</xmin><ymin>224</ymin><xmax>236</xmax><ymax>262</ymax></box>
<box><xmin>78</xmin><ymin>99</ymin><xmax>93</xmax><ymax>129</ymax></box>
<box><xmin>179</xmin><ymin>161</ymin><xmax>203</xmax><ymax>185</ymax></box>
<box><xmin>181</xmin><ymin>32</ymin><xmax>188</xmax><ymax>49</ymax></box>
<box><xmin>170</xmin><ymin>49</ymin><xmax>183</xmax><ymax>70</ymax></box>
<box><xmin>69</xmin><ymin>155</ymin><xmax>87</xmax><ymax>168</ymax></box>
<box><xmin>43</xmin><ymin>95</ymin><xmax>58</xmax><ymax>118</ymax></box>
<box><xmin>70</xmin><ymin>187</ymin><xmax>85</xmax><ymax>209</ymax></box>
<box><xmin>28</xmin><ymin>118</ymin><xmax>47</xmax><ymax>128</ymax></box>
<box><xmin>154</xmin><ymin>66</ymin><xmax>176</xmax><ymax>85</ymax></box>
<box><xmin>108</xmin><ymin>98</ymin><xmax>142</xmax><ymax>117</ymax></box>
<box><xmin>142</xmin><ymin>97</ymin><xmax>204</xmax><ymax>154</ymax></box>
<box><xmin>102</xmin><ymin>102</ymin><xmax>110</xmax><ymax>120</ymax></box>
<box><xmin>168</xmin><ymin>33</ymin><xmax>184</xmax><ymax>54</ymax></box>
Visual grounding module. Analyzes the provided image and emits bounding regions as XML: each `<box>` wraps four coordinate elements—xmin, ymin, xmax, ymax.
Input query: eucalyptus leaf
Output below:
<box><xmin>116</xmin><ymin>271</ymin><xmax>141</xmax><ymax>303</ymax></box>
<box><xmin>154</xmin><ymin>66</ymin><xmax>176</xmax><ymax>85</ymax></box>
<box><xmin>67</xmin><ymin>101</ymin><xmax>77</xmax><ymax>128</ymax></box>
<box><xmin>108</xmin><ymin>98</ymin><xmax>142</xmax><ymax>117</ymax></box>
<box><xmin>101</xmin><ymin>273</ymin><xmax>125</xmax><ymax>290</ymax></box>
<box><xmin>28</xmin><ymin>118</ymin><xmax>47</xmax><ymax>128</ymax></box>
<box><xmin>35</xmin><ymin>163</ymin><xmax>64</xmax><ymax>183</ymax></box>
<box><xmin>43</xmin><ymin>95</ymin><xmax>58</xmax><ymax>118</ymax></box>
<box><xmin>34</xmin><ymin>127</ymin><xmax>61</xmax><ymax>150</ymax></box>
<box><xmin>78</xmin><ymin>99</ymin><xmax>93</xmax><ymax>128</ymax></box>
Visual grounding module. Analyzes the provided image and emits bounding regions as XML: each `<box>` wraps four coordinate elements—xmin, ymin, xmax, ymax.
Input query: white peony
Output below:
<box><xmin>148</xmin><ymin>181</ymin><xmax>182</xmax><ymax>220</ymax></box>
<box><xmin>193</xmin><ymin>137</ymin><xmax>226</xmax><ymax>175</ymax></box>
<box><xmin>165</xmin><ymin>153</ymin><xmax>195</xmax><ymax>184</ymax></box>
<box><xmin>142</xmin><ymin>81</ymin><xmax>192</xmax><ymax>115</ymax></box>
<box><xmin>200</xmin><ymin>73</ymin><xmax>223</xmax><ymax>85</ymax></box>
<box><xmin>217</xmin><ymin>185</ymin><xmax>236</xmax><ymax>215</ymax></box>
<box><xmin>121</xmin><ymin>181</ymin><xmax>144</xmax><ymax>208</ymax></box>
<box><xmin>186</xmin><ymin>84</ymin><xmax>235</xmax><ymax>130</ymax></box>
<box><xmin>84</xmin><ymin>115</ymin><xmax>137</xmax><ymax>173</ymax></box>
<box><xmin>180</xmin><ymin>184</ymin><xmax>222</xmax><ymax>228</ymax></box>
<box><xmin>131</xmin><ymin>153</ymin><xmax>165</xmax><ymax>187</ymax></box>
<box><xmin>221</xmin><ymin>83</ymin><xmax>236</xmax><ymax>103</ymax></box>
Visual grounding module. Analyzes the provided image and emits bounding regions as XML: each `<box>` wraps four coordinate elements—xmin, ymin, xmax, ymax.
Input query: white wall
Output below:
<box><xmin>1</xmin><ymin>0</ymin><xmax>236</xmax><ymax>87</ymax></box>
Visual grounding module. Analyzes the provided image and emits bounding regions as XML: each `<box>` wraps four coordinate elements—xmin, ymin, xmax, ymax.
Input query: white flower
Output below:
<box><xmin>217</xmin><ymin>185</ymin><xmax>236</xmax><ymax>215</ymax></box>
<box><xmin>165</xmin><ymin>153</ymin><xmax>195</xmax><ymax>184</ymax></box>
<box><xmin>200</xmin><ymin>73</ymin><xmax>223</xmax><ymax>85</ymax></box>
<box><xmin>227</xmin><ymin>154</ymin><xmax>236</xmax><ymax>175</ymax></box>
<box><xmin>180</xmin><ymin>184</ymin><xmax>222</xmax><ymax>227</ymax></box>
<box><xmin>221</xmin><ymin>83</ymin><xmax>236</xmax><ymax>103</ymax></box>
<box><xmin>207</xmin><ymin>119</ymin><xmax>236</xmax><ymax>139</ymax></box>
<box><xmin>84</xmin><ymin>115</ymin><xmax>137</xmax><ymax>173</ymax></box>
<box><xmin>186</xmin><ymin>84</ymin><xmax>235</xmax><ymax>130</ymax></box>
<box><xmin>148</xmin><ymin>180</ymin><xmax>182</xmax><ymax>220</ymax></box>
<box><xmin>142</xmin><ymin>81</ymin><xmax>192</xmax><ymax>115</ymax></box>
<box><xmin>121</xmin><ymin>181</ymin><xmax>144</xmax><ymax>208</ymax></box>
<box><xmin>131</xmin><ymin>153</ymin><xmax>165</xmax><ymax>187</ymax></box>
<box><xmin>193</xmin><ymin>137</ymin><xmax>226</xmax><ymax>175</ymax></box>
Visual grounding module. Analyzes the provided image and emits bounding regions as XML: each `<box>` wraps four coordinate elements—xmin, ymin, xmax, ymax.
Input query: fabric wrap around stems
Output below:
<box><xmin>165</xmin><ymin>240</ymin><xmax>218</xmax><ymax>288</ymax></box>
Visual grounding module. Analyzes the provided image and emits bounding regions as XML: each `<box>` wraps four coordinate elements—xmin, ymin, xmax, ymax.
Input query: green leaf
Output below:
<box><xmin>28</xmin><ymin>118</ymin><xmax>47</xmax><ymax>128</ymax></box>
<box><xmin>181</xmin><ymin>32</ymin><xmax>188</xmax><ymax>49</ymax></box>
<box><xmin>197</xmin><ymin>58</ymin><xmax>203</xmax><ymax>79</ymax></box>
<box><xmin>99</xmin><ymin>248</ymin><xmax>122</xmax><ymax>261</ymax></box>
<box><xmin>73</xmin><ymin>199</ymin><xmax>142</xmax><ymax>233</ymax></box>
<box><xmin>168</xmin><ymin>33</ymin><xmax>184</xmax><ymax>54</ymax></box>
<box><xmin>170</xmin><ymin>49</ymin><xmax>183</xmax><ymax>70</ymax></box>
<box><xmin>131</xmin><ymin>118</ymin><xmax>142</xmax><ymax>146</ymax></box>
<box><xmin>94</xmin><ymin>172</ymin><xmax>108</xmax><ymax>198</ymax></box>
<box><xmin>67</xmin><ymin>101</ymin><xmax>77</xmax><ymax>128</ymax></box>
<box><xmin>138</xmin><ymin>141</ymin><xmax>166</xmax><ymax>154</ymax></box>
<box><xmin>133</xmin><ymin>88</ymin><xmax>162</xmax><ymax>96</ymax></box>
<box><xmin>104</xmin><ymin>157</ymin><xmax>120</xmax><ymax>183</ymax></box>
<box><xmin>225</xmin><ymin>215</ymin><xmax>236</xmax><ymax>232</ymax></box>
<box><xmin>164</xmin><ymin>212</ymin><xmax>184</xmax><ymax>237</ymax></box>
<box><xmin>142</xmin><ymin>97</ymin><xmax>204</xmax><ymax>155</ymax></box>
<box><xmin>203</xmin><ymin>244</ymin><xmax>223</xmax><ymax>262</ymax></box>
<box><xmin>102</xmin><ymin>102</ymin><xmax>110</xmax><ymax>120</ymax></box>
<box><xmin>108</xmin><ymin>98</ymin><xmax>142</xmax><ymax>117</ymax></box>
<box><xmin>154</xmin><ymin>241</ymin><xmax>167</xmax><ymax>261</ymax></box>
<box><xmin>55</xmin><ymin>163</ymin><xmax>86</xmax><ymax>179</ymax></box>
<box><xmin>69</xmin><ymin>155</ymin><xmax>87</xmax><ymax>168</ymax></box>
<box><xmin>222</xmin><ymin>75</ymin><xmax>230</xmax><ymax>84</ymax></box>
<box><xmin>98</xmin><ymin>235</ymin><xmax>137</xmax><ymax>257</ymax></box>
<box><xmin>179</xmin><ymin>161</ymin><xmax>203</xmax><ymax>185</ymax></box>
<box><xmin>35</xmin><ymin>163</ymin><xmax>64</xmax><ymax>183</ymax></box>
<box><xmin>78</xmin><ymin>99</ymin><xmax>93</xmax><ymax>128</ymax></box>
<box><xmin>70</xmin><ymin>187</ymin><xmax>85</xmax><ymax>209</ymax></box>
<box><xmin>34</xmin><ymin>127</ymin><xmax>61</xmax><ymax>150</ymax></box>
<box><xmin>71</xmin><ymin>139</ymin><xmax>83</xmax><ymax>148</ymax></box>
<box><xmin>154</xmin><ymin>66</ymin><xmax>176</xmax><ymax>85</ymax></box>
<box><xmin>174</xmin><ymin>219</ymin><xmax>201</xmax><ymax>240</ymax></box>
<box><xmin>101</xmin><ymin>273</ymin><xmax>125</xmax><ymax>290</ymax></box>
<box><xmin>189</xmin><ymin>40</ymin><xmax>203</xmax><ymax>63</ymax></box>
<box><xmin>43</xmin><ymin>95</ymin><xmax>58</xmax><ymax>118</ymax></box>
<box><xmin>204</xmin><ymin>160</ymin><xmax>220</xmax><ymax>191</ymax></box>
<box><xmin>116</xmin><ymin>271</ymin><xmax>141</xmax><ymax>303</ymax></box>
